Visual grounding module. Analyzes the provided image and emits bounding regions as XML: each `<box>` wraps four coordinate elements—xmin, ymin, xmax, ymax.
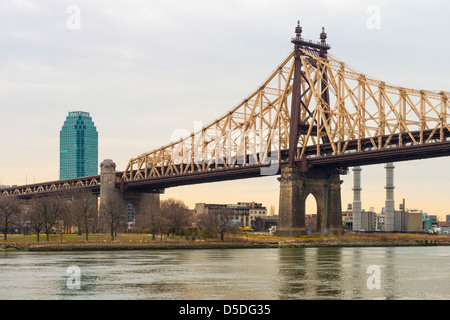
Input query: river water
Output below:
<box><xmin>0</xmin><ymin>246</ymin><xmax>449</xmax><ymax>300</ymax></box>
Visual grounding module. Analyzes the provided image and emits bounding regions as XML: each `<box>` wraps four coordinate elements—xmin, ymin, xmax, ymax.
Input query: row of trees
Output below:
<box><xmin>0</xmin><ymin>192</ymin><xmax>244</xmax><ymax>242</ymax></box>
<box><xmin>134</xmin><ymin>198</ymin><xmax>191</xmax><ymax>240</ymax></box>
<box><xmin>0</xmin><ymin>190</ymin><xmax>127</xmax><ymax>242</ymax></box>
<box><xmin>134</xmin><ymin>199</ymin><xmax>241</xmax><ymax>241</ymax></box>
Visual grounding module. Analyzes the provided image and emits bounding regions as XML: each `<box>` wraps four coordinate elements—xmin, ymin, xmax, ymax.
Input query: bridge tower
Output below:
<box><xmin>277</xmin><ymin>22</ymin><xmax>343</xmax><ymax>236</ymax></box>
<box><xmin>277</xmin><ymin>166</ymin><xmax>343</xmax><ymax>236</ymax></box>
<box><xmin>100</xmin><ymin>159</ymin><xmax>161</xmax><ymax>230</ymax></box>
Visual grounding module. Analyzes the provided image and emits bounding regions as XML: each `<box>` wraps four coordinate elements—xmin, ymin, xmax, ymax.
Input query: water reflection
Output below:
<box><xmin>1</xmin><ymin>247</ymin><xmax>450</xmax><ymax>300</ymax></box>
<box><xmin>278</xmin><ymin>248</ymin><xmax>343</xmax><ymax>299</ymax></box>
<box><xmin>382</xmin><ymin>247</ymin><xmax>398</xmax><ymax>300</ymax></box>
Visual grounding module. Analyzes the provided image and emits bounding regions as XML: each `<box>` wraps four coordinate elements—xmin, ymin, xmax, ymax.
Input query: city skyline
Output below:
<box><xmin>1</xmin><ymin>1</ymin><xmax>450</xmax><ymax>219</ymax></box>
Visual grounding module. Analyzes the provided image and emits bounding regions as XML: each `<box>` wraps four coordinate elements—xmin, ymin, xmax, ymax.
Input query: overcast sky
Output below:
<box><xmin>1</xmin><ymin>0</ymin><xmax>450</xmax><ymax>219</ymax></box>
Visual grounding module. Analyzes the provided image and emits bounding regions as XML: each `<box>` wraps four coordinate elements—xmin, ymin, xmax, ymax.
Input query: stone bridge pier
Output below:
<box><xmin>276</xmin><ymin>166</ymin><xmax>343</xmax><ymax>236</ymax></box>
<box><xmin>99</xmin><ymin>159</ymin><xmax>161</xmax><ymax>228</ymax></box>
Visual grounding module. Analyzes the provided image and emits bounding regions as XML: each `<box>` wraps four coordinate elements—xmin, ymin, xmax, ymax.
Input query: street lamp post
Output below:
<box><xmin>26</xmin><ymin>172</ymin><xmax>35</xmax><ymax>185</ymax></box>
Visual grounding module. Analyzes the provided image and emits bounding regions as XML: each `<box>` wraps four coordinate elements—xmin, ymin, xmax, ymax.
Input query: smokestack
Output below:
<box><xmin>384</xmin><ymin>162</ymin><xmax>395</xmax><ymax>232</ymax></box>
<box><xmin>352</xmin><ymin>166</ymin><xmax>362</xmax><ymax>231</ymax></box>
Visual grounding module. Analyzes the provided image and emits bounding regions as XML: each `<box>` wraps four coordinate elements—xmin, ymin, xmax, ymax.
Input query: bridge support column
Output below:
<box><xmin>122</xmin><ymin>192</ymin><xmax>161</xmax><ymax>219</ymax></box>
<box><xmin>277</xmin><ymin>166</ymin><xmax>306</xmax><ymax>236</ymax></box>
<box><xmin>100</xmin><ymin>159</ymin><xmax>161</xmax><ymax>231</ymax></box>
<box><xmin>276</xmin><ymin>166</ymin><xmax>343</xmax><ymax>236</ymax></box>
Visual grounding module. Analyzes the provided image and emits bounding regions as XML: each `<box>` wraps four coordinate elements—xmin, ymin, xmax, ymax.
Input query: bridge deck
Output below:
<box><xmin>2</xmin><ymin>129</ymin><xmax>450</xmax><ymax>198</ymax></box>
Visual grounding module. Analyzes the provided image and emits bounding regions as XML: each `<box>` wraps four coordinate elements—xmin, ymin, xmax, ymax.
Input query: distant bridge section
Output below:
<box><xmin>0</xmin><ymin>175</ymin><xmax>103</xmax><ymax>199</ymax></box>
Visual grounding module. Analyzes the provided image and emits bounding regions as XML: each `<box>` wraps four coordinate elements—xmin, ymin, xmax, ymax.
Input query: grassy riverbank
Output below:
<box><xmin>2</xmin><ymin>232</ymin><xmax>450</xmax><ymax>251</ymax></box>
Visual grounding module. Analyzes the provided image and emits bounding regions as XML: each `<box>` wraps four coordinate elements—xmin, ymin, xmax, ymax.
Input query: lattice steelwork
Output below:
<box><xmin>0</xmin><ymin>176</ymin><xmax>101</xmax><ymax>198</ymax></box>
<box><xmin>122</xmin><ymin>50</ymin><xmax>295</xmax><ymax>181</ymax></box>
<box><xmin>122</xmin><ymin>27</ymin><xmax>450</xmax><ymax>182</ymax></box>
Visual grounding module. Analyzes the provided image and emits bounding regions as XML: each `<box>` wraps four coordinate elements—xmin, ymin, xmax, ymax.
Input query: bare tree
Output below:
<box><xmin>197</xmin><ymin>207</ymin><xmax>236</xmax><ymax>241</ymax></box>
<box><xmin>137</xmin><ymin>213</ymin><xmax>171</xmax><ymax>240</ymax></box>
<box><xmin>254</xmin><ymin>216</ymin><xmax>265</xmax><ymax>230</ymax></box>
<box><xmin>61</xmin><ymin>206</ymin><xmax>73</xmax><ymax>234</ymax></box>
<box><xmin>160</xmin><ymin>198</ymin><xmax>191</xmax><ymax>237</ymax></box>
<box><xmin>28</xmin><ymin>195</ymin><xmax>66</xmax><ymax>241</ymax></box>
<box><xmin>157</xmin><ymin>215</ymin><xmax>171</xmax><ymax>240</ymax></box>
<box><xmin>45</xmin><ymin>195</ymin><xmax>66</xmax><ymax>241</ymax></box>
<box><xmin>70</xmin><ymin>189</ymin><xmax>98</xmax><ymax>241</ymax></box>
<box><xmin>0</xmin><ymin>196</ymin><xmax>21</xmax><ymax>240</ymax></box>
<box><xmin>56</xmin><ymin>191</ymin><xmax>74</xmax><ymax>235</ymax></box>
<box><xmin>100</xmin><ymin>197</ymin><xmax>126</xmax><ymax>241</ymax></box>
<box><xmin>27</xmin><ymin>197</ymin><xmax>46</xmax><ymax>242</ymax></box>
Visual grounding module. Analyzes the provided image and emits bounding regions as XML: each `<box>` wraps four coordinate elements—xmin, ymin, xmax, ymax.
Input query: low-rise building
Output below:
<box><xmin>428</xmin><ymin>215</ymin><xmax>438</xmax><ymax>226</ymax></box>
<box><xmin>406</xmin><ymin>211</ymin><xmax>423</xmax><ymax>232</ymax></box>
<box><xmin>239</xmin><ymin>202</ymin><xmax>267</xmax><ymax>227</ymax></box>
<box><xmin>361</xmin><ymin>210</ymin><xmax>378</xmax><ymax>232</ymax></box>
<box><xmin>422</xmin><ymin>213</ymin><xmax>432</xmax><ymax>232</ymax></box>
<box><xmin>342</xmin><ymin>209</ymin><xmax>353</xmax><ymax>223</ymax></box>
<box><xmin>305</xmin><ymin>214</ymin><xmax>317</xmax><ymax>231</ymax></box>
<box><xmin>393</xmin><ymin>209</ymin><xmax>424</xmax><ymax>232</ymax></box>
<box><xmin>195</xmin><ymin>203</ymin><xmax>250</xmax><ymax>227</ymax></box>
<box><xmin>195</xmin><ymin>202</ymin><xmax>268</xmax><ymax>229</ymax></box>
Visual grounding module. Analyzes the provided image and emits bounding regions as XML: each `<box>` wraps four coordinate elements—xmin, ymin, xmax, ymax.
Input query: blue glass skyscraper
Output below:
<box><xmin>60</xmin><ymin>111</ymin><xmax>98</xmax><ymax>179</ymax></box>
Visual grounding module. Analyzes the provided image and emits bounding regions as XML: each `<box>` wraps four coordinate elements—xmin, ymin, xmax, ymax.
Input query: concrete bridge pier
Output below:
<box><xmin>276</xmin><ymin>166</ymin><xmax>343</xmax><ymax>236</ymax></box>
<box><xmin>99</xmin><ymin>159</ymin><xmax>161</xmax><ymax>226</ymax></box>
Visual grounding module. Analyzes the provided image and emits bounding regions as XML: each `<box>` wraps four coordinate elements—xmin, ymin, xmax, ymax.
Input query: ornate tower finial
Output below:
<box><xmin>295</xmin><ymin>20</ymin><xmax>302</xmax><ymax>40</ymax></box>
<box><xmin>320</xmin><ymin>27</ymin><xmax>327</xmax><ymax>44</ymax></box>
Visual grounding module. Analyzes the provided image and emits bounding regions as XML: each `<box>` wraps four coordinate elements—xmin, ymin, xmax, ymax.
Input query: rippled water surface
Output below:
<box><xmin>1</xmin><ymin>247</ymin><xmax>449</xmax><ymax>300</ymax></box>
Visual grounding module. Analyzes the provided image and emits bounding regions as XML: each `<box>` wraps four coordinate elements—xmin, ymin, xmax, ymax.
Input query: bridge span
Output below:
<box><xmin>2</xmin><ymin>21</ymin><xmax>450</xmax><ymax>236</ymax></box>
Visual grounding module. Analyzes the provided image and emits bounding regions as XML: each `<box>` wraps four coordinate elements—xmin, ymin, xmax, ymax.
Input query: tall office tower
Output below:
<box><xmin>60</xmin><ymin>111</ymin><xmax>98</xmax><ymax>179</ymax></box>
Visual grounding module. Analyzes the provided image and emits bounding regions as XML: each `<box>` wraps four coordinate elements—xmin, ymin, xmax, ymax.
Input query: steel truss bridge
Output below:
<box><xmin>2</xmin><ymin>22</ymin><xmax>450</xmax><ymax>198</ymax></box>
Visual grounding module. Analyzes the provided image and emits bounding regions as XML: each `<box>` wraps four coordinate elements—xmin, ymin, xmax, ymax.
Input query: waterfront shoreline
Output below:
<box><xmin>2</xmin><ymin>237</ymin><xmax>449</xmax><ymax>251</ymax></box>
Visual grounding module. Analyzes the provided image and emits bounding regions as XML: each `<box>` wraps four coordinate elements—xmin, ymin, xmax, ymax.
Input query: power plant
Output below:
<box><xmin>352</xmin><ymin>163</ymin><xmax>396</xmax><ymax>232</ymax></box>
<box><xmin>352</xmin><ymin>166</ymin><xmax>362</xmax><ymax>231</ymax></box>
<box><xmin>384</xmin><ymin>163</ymin><xmax>395</xmax><ymax>232</ymax></box>
<box><xmin>351</xmin><ymin>163</ymin><xmax>426</xmax><ymax>233</ymax></box>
